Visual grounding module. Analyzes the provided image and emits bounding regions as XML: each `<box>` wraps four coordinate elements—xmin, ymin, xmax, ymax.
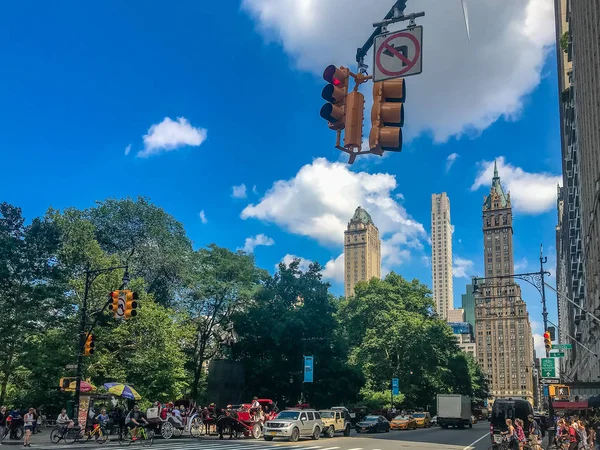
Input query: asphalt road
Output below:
<box><xmin>13</xmin><ymin>423</ymin><xmax>495</xmax><ymax>450</ymax></box>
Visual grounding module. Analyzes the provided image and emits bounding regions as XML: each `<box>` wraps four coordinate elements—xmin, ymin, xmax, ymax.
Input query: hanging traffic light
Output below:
<box><xmin>124</xmin><ymin>291</ymin><xmax>138</xmax><ymax>320</ymax></box>
<box><xmin>108</xmin><ymin>291</ymin><xmax>120</xmax><ymax>318</ymax></box>
<box><xmin>84</xmin><ymin>334</ymin><xmax>95</xmax><ymax>356</ymax></box>
<box><xmin>343</xmin><ymin>91</ymin><xmax>365</xmax><ymax>151</ymax></box>
<box><xmin>369</xmin><ymin>78</ymin><xmax>406</xmax><ymax>155</ymax></box>
<box><xmin>320</xmin><ymin>65</ymin><xmax>350</xmax><ymax>130</ymax></box>
<box><xmin>544</xmin><ymin>331</ymin><xmax>552</xmax><ymax>350</ymax></box>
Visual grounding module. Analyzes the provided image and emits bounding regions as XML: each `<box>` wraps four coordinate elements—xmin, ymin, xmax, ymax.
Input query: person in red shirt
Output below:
<box><xmin>567</xmin><ymin>419</ymin><xmax>578</xmax><ymax>450</ymax></box>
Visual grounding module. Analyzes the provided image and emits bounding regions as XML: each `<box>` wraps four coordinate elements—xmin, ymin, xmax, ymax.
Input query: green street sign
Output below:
<box><xmin>550</xmin><ymin>352</ymin><xmax>565</xmax><ymax>358</ymax></box>
<box><xmin>541</xmin><ymin>358</ymin><xmax>556</xmax><ymax>377</ymax></box>
<box><xmin>552</xmin><ymin>344</ymin><xmax>573</xmax><ymax>350</ymax></box>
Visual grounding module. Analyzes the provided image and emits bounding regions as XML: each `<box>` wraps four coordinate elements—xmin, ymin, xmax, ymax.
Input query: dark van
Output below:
<box><xmin>489</xmin><ymin>398</ymin><xmax>533</xmax><ymax>445</ymax></box>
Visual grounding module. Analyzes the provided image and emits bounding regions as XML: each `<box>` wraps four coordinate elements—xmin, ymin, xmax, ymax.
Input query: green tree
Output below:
<box><xmin>232</xmin><ymin>259</ymin><xmax>363</xmax><ymax>408</ymax></box>
<box><xmin>0</xmin><ymin>203</ymin><xmax>69</xmax><ymax>404</ymax></box>
<box><xmin>339</xmin><ymin>273</ymin><xmax>469</xmax><ymax>409</ymax></box>
<box><xmin>87</xmin><ymin>197</ymin><xmax>193</xmax><ymax>306</ymax></box>
<box><xmin>178</xmin><ymin>245</ymin><xmax>266</xmax><ymax>400</ymax></box>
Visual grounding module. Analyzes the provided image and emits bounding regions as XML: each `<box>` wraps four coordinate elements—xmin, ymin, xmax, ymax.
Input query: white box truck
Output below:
<box><xmin>436</xmin><ymin>394</ymin><xmax>472</xmax><ymax>429</ymax></box>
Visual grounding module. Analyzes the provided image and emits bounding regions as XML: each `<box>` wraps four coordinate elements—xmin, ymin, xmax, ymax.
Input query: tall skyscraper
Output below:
<box><xmin>554</xmin><ymin>0</ymin><xmax>600</xmax><ymax>381</ymax></box>
<box><xmin>344</xmin><ymin>206</ymin><xmax>381</xmax><ymax>297</ymax></box>
<box><xmin>431</xmin><ymin>193</ymin><xmax>453</xmax><ymax>320</ymax></box>
<box><xmin>461</xmin><ymin>278</ymin><xmax>476</xmax><ymax>329</ymax></box>
<box><xmin>475</xmin><ymin>164</ymin><xmax>534</xmax><ymax>404</ymax></box>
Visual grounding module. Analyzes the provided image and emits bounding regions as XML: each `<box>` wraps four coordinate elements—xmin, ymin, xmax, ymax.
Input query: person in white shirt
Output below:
<box><xmin>57</xmin><ymin>409</ymin><xmax>74</xmax><ymax>429</ymax></box>
<box><xmin>23</xmin><ymin>408</ymin><xmax>34</xmax><ymax>447</ymax></box>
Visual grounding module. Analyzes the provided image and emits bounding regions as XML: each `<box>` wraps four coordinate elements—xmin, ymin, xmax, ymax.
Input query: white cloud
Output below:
<box><xmin>277</xmin><ymin>254</ymin><xmax>312</xmax><ymax>273</ymax></box>
<box><xmin>198</xmin><ymin>210</ymin><xmax>208</xmax><ymax>224</ymax></box>
<box><xmin>252</xmin><ymin>185</ymin><xmax>259</xmax><ymax>195</ymax></box>
<box><xmin>323</xmin><ymin>253</ymin><xmax>344</xmax><ymax>282</ymax></box>
<box><xmin>232</xmin><ymin>184</ymin><xmax>248</xmax><ymax>199</ymax></box>
<box><xmin>242</xmin><ymin>0</ymin><xmax>555</xmax><ymax>142</ymax></box>
<box><xmin>137</xmin><ymin>117</ymin><xmax>207</xmax><ymax>158</ymax></box>
<box><xmin>471</xmin><ymin>156</ymin><xmax>562</xmax><ymax>214</ymax></box>
<box><xmin>458</xmin><ymin>238</ymin><xmax>463</xmax><ymax>244</ymax></box>
<box><xmin>453</xmin><ymin>256</ymin><xmax>474</xmax><ymax>278</ymax></box>
<box><xmin>446</xmin><ymin>153</ymin><xmax>459</xmax><ymax>172</ymax></box>
<box><xmin>421</xmin><ymin>256</ymin><xmax>431</xmax><ymax>267</ymax></box>
<box><xmin>124</xmin><ymin>144</ymin><xmax>132</xmax><ymax>156</ymax></box>
<box><xmin>395</xmin><ymin>193</ymin><xmax>404</xmax><ymax>200</ymax></box>
<box><xmin>242</xmin><ymin>233</ymin><xmax>275</xmax><ymax>253</ymax></box>
<box><xmin>514</xmin><ymin>257</ymin><xmax>529</xmax><ymax>271</ymax></box>
<box><xmin>241</xmin><ymin>158</ymin><xmax>427</xmax><ymax>269</ymax></box>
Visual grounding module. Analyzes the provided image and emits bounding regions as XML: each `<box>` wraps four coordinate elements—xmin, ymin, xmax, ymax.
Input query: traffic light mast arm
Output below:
<box><xmin>543</xmin><ymin>282</ymin><xmax>600</xmax><ymax>326</ymax></box>
<box><xmin>546</xmin><ymin>319</ymin><xmax>600</xmax><ymax>359</ymax></box>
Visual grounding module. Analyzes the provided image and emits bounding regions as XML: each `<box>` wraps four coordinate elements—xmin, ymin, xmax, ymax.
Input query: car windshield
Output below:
<box><xmin>412</xmin><ymin>413</ymin><xmax>425</xmax><ymax>418</ymax></box>
<box><xmin>394</xmin><ymin>415</ymin><xmax>410</xmax><ymax>420</ymax></box>
<box><xmin>363</xmin><ymin>416</ymin><xmax>378</xmax><ymax>421</ymax></box>
<box><xmin>320</xmin><ymin>412</ymin><xmax>335</xmax><ymax>418</ymax></box>
<box><xmin>276</xmin><ymin>411</ymin><xmax>299</xmax><ymax>420</ymax></box>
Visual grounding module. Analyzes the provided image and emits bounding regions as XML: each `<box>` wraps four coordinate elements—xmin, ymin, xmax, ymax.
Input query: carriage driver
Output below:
<box><xmin>250</xmin><ymin>397</ymin><xmax>260</xmax><ymax>420</ymax></box>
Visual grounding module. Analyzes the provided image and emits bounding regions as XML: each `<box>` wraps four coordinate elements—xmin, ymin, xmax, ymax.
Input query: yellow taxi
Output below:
<box><xmin>390</xmin><ymin>415</ymin><xmax>417</xmax><ymax>430</ymax></box>
<box><xmin>411</xmin><ymin>412</ymin><xmax>432</xmax><ymax>428</ymax></box>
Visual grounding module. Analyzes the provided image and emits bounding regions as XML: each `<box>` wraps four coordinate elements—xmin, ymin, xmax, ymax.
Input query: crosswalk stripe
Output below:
<box><xmin>320</xmin><ymin>447</ymin><xmax>341</xmax><ymax>450</ymax></box>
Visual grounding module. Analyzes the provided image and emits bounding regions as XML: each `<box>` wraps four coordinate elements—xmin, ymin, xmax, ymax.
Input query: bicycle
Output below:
<box><xmin>50</xmin><ymin>425</ymin><xmax>85</xmax><ymax>444</ymax></box>
<box><xmin>82</xmin><ymin>423</ymin><xmax>109</xmax><ymax>444</ymax></box>
<box><xmin>545</xmin><ymin>437</ymin><xmax>570</xmax><ymax>450</ymax></box>
<box><xmin>119</xmin><ymin>424</ymin><xmax>154</xmax><ymax>446</ymax></box>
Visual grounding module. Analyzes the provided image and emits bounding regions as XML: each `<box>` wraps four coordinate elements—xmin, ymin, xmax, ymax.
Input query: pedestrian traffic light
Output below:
<box><xmin>124</xmin><ymin>290</ymin><xmax>138</xmax><ymax>319</ymax></box>
<box><xmin>549</xmin><ymin>385</ymin><xmax>570</xmax><ymax>397</ymax></box>
<box><xmin>369</xmin><ymin>79</ymin><xmax>405</xmax><ymax>155</ymax></box>
<box><xmin>320</xmin><ymin>65</ymin><xmax>350</xmax><ymax>130</ymax></box>
<box><xmin>108</xmin><ymin>290</ymin><xmax>120</xmax><ymax>318</ymax></box>
<box><xmin>544</xmin><ymin>331</ymin><xmax>551</xmax><ymax>350</ymax></box>
<box><xmin>84</xmin><ymin>334</ymin><xmax>95</xmax><ymax>356</ymax></box>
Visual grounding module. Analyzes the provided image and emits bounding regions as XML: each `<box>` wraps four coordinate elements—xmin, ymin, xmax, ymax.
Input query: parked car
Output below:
<box><xmin>431</xmin><ymin>416</ymin><xmax>438</xmax><ymax>426</ymax></box>
<box><xmin>263</xmin><ymin>409</ymin><xmax>323</xmax><ymax>442</ymax></box>
<box><xmin>355</xmin><ymin>415</ymin><xmax>390</xmax><ymax>433</ymax></box>
<box><xmin>390</xmin><ymin>415</ymin><xmax>417</xmax><ymax>430</ymax></box>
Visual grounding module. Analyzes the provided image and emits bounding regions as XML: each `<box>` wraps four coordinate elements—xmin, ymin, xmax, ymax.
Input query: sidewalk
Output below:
<box><xmin>2</xmin><ymin>429</ymin><xmax>53</xmax><ymax>446</ymax></box>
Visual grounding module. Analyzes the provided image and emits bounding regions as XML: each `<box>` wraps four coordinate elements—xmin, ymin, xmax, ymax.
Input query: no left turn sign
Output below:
<box><xmin>373</xmin><ymin>26</ymin><xmax>423</xmax><ymax>82</ymax></box>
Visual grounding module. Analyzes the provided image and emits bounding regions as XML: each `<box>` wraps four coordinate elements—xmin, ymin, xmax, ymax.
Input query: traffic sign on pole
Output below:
<box><xmin>550</xmin><ymin>352</ymin><xmax>565</xmax><ymax>358</ymax></box>
<box><xmin>373</xmin><ymin>26</ymin><xmax>423</xmax><ymax>82</ymax></box>
<box><xmin>552</xmin><ymin>344</ymin><xmax>572</xmax><ymax>349</ymax></box>
<box><xmin>392</xmin><ymin>378</ymin><xmax>399</xmax><ymax>396</ymax></box>
<box><xmin>541</xmin><ymin>377</ymin><xmax>561</xmax><ymax>385</ymax></box>
<box><xmin>541</xmin><ymin>358</ymin><xmax>556</xmax><ymax>378</ymax></box>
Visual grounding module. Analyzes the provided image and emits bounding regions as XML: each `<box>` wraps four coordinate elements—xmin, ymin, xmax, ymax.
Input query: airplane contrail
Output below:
<box><xmin>461</xmin><ymin>0</ymin><xmax>471</xmax><ymax>43</ymax></box>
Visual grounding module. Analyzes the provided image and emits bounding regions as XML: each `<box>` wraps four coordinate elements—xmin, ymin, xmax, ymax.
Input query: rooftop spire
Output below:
<box><xmin>493</xmin><ymin>159</ymin><xmax>499</xmax><ymax>179</ymax></box>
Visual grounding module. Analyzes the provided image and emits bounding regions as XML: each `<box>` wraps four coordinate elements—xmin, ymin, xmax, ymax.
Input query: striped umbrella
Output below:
<box><xmin>103</xmin><ymin>382</ymin><xmax>141</xmax><ymax>400</ymax></box>
<box><xmin>64</xmin><ymin>380</ymin><xmax>96</xmax><ymax>393</ymax></box>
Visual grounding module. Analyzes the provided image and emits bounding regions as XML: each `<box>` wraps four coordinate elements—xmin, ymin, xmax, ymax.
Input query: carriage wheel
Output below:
<box><xmin>251</xmin><ymin>423</ymin><xmax>262</xmax><ymax>439</ymax></box>
<box><xmin>174</xmin><ymin>427</ymin><xmax>184</xmax><ymax>437</ymax></box>
<box><xmin>190</xmin><ymin>418</ymin><xmax>202</xmax><ymax>438</ymax></box>
<box><xmin>161</xmin><ymin>422</ymin><xmax>174</xmax><ymax>440</ymax></box>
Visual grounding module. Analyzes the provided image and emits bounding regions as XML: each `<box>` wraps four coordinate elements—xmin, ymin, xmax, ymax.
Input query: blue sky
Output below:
<box><xmin>0</xmin><ymin>0</ymin><xmax>560</xmax><ymax>354</ymax></box>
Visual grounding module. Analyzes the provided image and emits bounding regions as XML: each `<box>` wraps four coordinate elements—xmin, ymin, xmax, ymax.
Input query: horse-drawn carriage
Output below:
<box><xmin>218</xmin><ymin>399</ymin><xmax>278</xmax><ymax>439</ymax></box>
<box><xmin>146</xmin><ymin>406</ymin><xmax>202</xmax><ymax>439</ymax></box>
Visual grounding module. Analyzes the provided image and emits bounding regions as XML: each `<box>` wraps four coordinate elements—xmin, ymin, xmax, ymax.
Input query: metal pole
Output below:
<box><xmin>539</xmin><ymin>245</ymin><xmax>549</xmax><ymax>351</ymax></box>
<box><xmin>73</xmin><ymin>270</ymin><xmax>90</xmax><ymax>423</ymax></box>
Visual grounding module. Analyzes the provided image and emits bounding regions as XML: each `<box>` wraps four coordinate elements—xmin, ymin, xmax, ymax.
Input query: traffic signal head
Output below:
<box><xmin>369</xmin><ymin>79</ymin><xmax>406</xmax><ymax>155</ymax></box>
<box><xmin>108</xmin><ymin>291</ymin><xmax>120</xmax><ymax>318</ymax></box>
<box><xmin>84</xmin><ymin>334</ymin><xmax>95</xmax><ymax>356</ymax></box>
<box><xmin>544</xmin><ymin>331</ymin><xmax>551</xmax><ymax>350</ymax></box>
<box><xmin>124</xmin><ymin>291</ymin><xmax>139</xmax><ymax>319</ymax></box>
<box><xmin>320</xmin><ymin>65</ymin><xmax>349</xmax><ymax>130</ymax></box>
<box><xmin>343</xmin><ymin>91</ymin><xmax>365</xmax><ymax>150</ymax></box>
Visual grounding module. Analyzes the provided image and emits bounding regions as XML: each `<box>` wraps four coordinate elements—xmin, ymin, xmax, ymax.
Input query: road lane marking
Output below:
<box><xmin>463</xmin><ymin>432</ymin><xmax>490</xmax><ymax>450</ymax></box>
<box><xmin>320</xmin><ymin>447</ymin><xmax>340</xmax><ymax>450</ymax></box>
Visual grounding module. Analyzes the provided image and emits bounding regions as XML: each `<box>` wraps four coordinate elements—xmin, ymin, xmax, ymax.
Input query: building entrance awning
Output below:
<box><xmin>552</xmin><ymin>401</ymin><xmax>589</xmax><ymax>409</ymax></box>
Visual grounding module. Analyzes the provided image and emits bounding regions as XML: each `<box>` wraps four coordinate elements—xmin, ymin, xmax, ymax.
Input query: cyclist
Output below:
<box><xmin>96</xmin><ymin>409</ymin><xmax>109</xmax><ymax>437</ymax></box>
<box><xmin>125</xmin><ymin>405</ymin><xmax>148</xmax><ymax>440</ymax></box>
<box><xmin>56</xmin><ymin>409</ymin><xmax>74</xmax><ymax>430</ymax></box>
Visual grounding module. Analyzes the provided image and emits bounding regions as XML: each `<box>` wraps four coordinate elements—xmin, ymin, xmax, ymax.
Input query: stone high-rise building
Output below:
<box><xmin>475</xmin><ymin>164</ymin><xmax>534</xmax><ymax>404</ymax></box>
<box><xmin>431</xmin><ymin>193</ymin><xmax>454</xmax><ymax>320</ymax></box>
<box><xmin>554</xmin><ymin>0</ymin><xmax>600</xmax><ymax>381</ymax></box>
<box><xmin>344</xmin><ymin>206</ymin><xmax>381</xmax><ymax>297</ymax></box>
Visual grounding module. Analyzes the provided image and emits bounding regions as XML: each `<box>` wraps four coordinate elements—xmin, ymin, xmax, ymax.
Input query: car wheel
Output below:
<box><xmin>312</xmin><ymin>427</ymin><xmax>321</xmax><ymax>440</ymax></box>
<box><xmin>385</xmin><ymin>426</ymin><xmax>390</xmax><ymax>433</ymax></box>
<box><xmin>289</xmin><ymin>428</ymin><xmax>299</xmax><ymax>442</ymax></box>
<box><xmin>343</xmin><ymin>425</ymin><xmax>350</xmax><ymax>437</ymax></box>
<box><xmin>469</xmin><ymin>423</ymin><xmax>472</xmax><ymax>429</ymax></box>
<box><xmin>326</xmin><ymin>427</ymin><xmax>335</xmax><ymax>438</ymax></box>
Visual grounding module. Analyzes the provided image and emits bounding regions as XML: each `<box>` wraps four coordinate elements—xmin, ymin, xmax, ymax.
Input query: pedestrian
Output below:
<box><xmin>0</xmin><ymin>406</ymin><xmax>7</xmax><ymax>445</ymax></box>
<box><xmin>23</xmin><ymin>408</ymin><xmax>34</xmax><ymax>447</ymax></box>
<box><xmin>586</xmin><ymin>424</ymin><xmax>595</xmax><ymax>449</ymax></box>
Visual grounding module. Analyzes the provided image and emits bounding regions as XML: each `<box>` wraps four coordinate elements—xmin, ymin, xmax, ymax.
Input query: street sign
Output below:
<box><xmin>392</xmin><ymin>378</ymin><xmax>399</xmax><ymax>396</ymax></box>
<box><xmin>541</xmin><ymin>377</ymin><xmax>561</xmax><ymax>385</ymax></box>
<box><xmin>373</xmin><ymin>26</ymin><xmax>423</xmax><ymax>82</ymax></box>
<box><xmin>304</xmin><ymin>356</ymin><xmax>314</xmax><ymax>383</ymax></box>
<box><xmin>541</xmin><ymin>358</ymin><xmax>556</xmax><ymax>377</ymax></box>
<box><xmin>543</xmin><ymin>385</ymin><xmax>549</xmax><ymax>397</ymax></box>
<box><xmin>552</xmin><ymin>344</ymin><xmax>572</xmax><ymax>349</ymax></box>
<box><xmin>550</xmin><ymin>352</ymin><xmax>565</xmax><ymax>358</ymax></box>
<box><xmin>65</xmin><ymin>364</ymin><xmax>77</xmax><ymax>369</ymax></box>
